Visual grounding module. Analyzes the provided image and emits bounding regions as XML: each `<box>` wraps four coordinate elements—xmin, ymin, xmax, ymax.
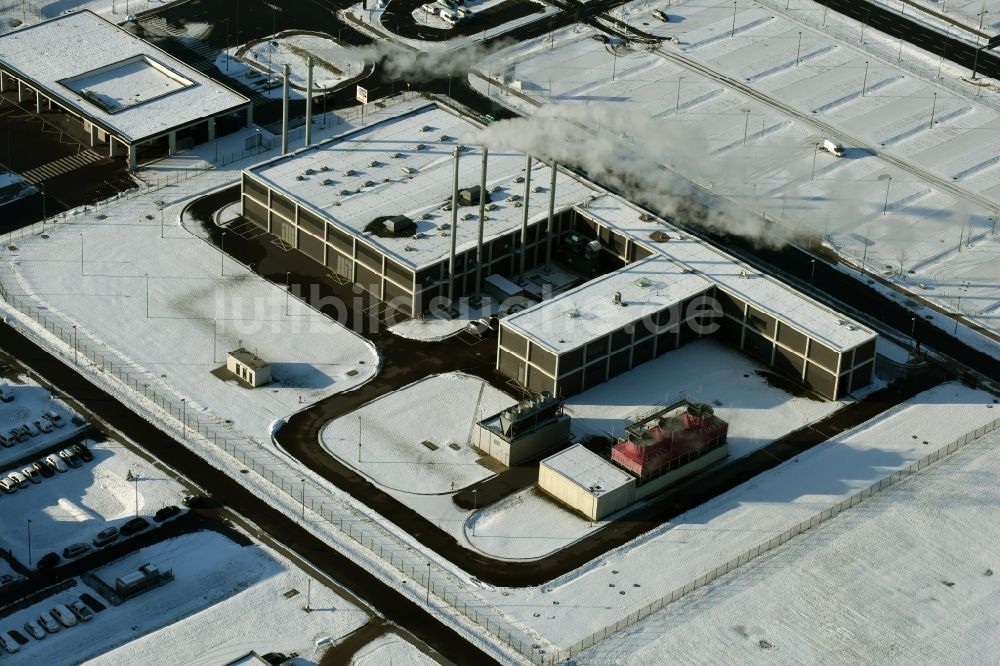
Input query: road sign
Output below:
<box><xmin>356</xmin><ymin>85</ymin><xmax>368</xmax><ymax>104</ymax></box>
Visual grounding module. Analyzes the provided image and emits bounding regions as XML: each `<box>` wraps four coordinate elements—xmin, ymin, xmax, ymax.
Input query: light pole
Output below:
<box><xmin>181</xmin><ymin>398</ymin><xmax>187</xmax><ymax>439</ymax></box>
<box><xmin>861</xmin><ymin>61</ymin><xmax>869</xmax><ymax>96</ymax></box>
<box><xmin>929</xmin><ymin>92</ymin><xmax>938</xmax><ymax>129</ymax></box>
<box><xmin>285</xmin><ymin>271</ymin><xmax>291</xmax><ymax>316</ymax></box>
<box><xmin>221</xmin><ymin>231</ymin><xmax>226</xmax><ymax>277</ymax></box>
<box><xmin>910</xmin><ymin>316</ymin><xmax>917</xmax><ymax>351</ymax></box>
<box><xmin>675</xmin><ymin>76</ymin><xmax>685</xmax><ymax>113</ymax></box>
<box><xmin>126</xmin><ymin>469</ymin><xmax>138</xmax><ymax>517</ymax></box>
<box><xmin>742</xmin><ymin>109</ymin><xmax>750</xmax><ymax>145</ymax></box>
<box><xmin>72</xmin><ymin>325</ymin><xmax>78</xmax><ymax>365</ymax></box>
<box><xmin>426</xmin><ymin>562</ymin><xmax>431</xmax><ymax>605</ymax></box>
<box><xmin>881</xmin><ymin>175</ymin><xmax>892</xmax><ymax>214</ymax></box>
<box><xmin>811</xmin><ymin>142</ymin><xmax>819</xmax><ymax>180</ymax></box>
<box><xmin>301</xmin><ymin>479</ymin><xmax>306</xmax><ymax>519</ymax></box>
<box><xmin>795</xmin><ymin>31</ymin><xmax>802</xmax><ymax>66</ymax></box>
<box><xmin>731</xmin><ymin>1</ymin><xmax>737</xmax><ymax>37</ymax></box>
<box><xmin>26</xmin><ymin>519</ymin><xmax>31</xmax><ymax>568</ymax></box>
<box><xmin>810</xmin><ymin>259</ymin><xmax>816</xmax><ymax>283</ymax></box>
<box><xmin>471</xmin><ymin>489</ymin><xmax>479</xmax><ymax>536</ymax></box>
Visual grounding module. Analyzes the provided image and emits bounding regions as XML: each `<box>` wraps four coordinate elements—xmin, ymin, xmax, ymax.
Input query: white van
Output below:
<box><xmin>822</xmin><ymin>139</ymin><xmax>845</xmax><ymax>157</ymax></box>
<box><xmin>0</xmin><ymin>632</ymin><xmax>18</xmax><ymax>654</ymax></box>
<box><xmin>50</xmin><ymin>605</ymin><xmax>78</xmax><ymax>628</ymax></box>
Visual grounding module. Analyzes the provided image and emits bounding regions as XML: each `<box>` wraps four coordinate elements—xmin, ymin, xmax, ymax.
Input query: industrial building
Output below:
<box><xmin>498</xmin><ymin>196</ymin><xmax>878</xmax><ymax>401</ymax></box>
<box><xmin>240</xmin><ymin>103</ymin><xmax>593</xmax><ymax>316</ymax></box>
<box><xmin>539</xmin><ymin>401</ymin><xmax>730</xmax><ymax>520</ymax></box>
<box><xmin>472</xmin><ymin>393</ymin><xmax>571</xmax><ymax>466</ymax></box>
<box><xmin>0</xmin><ymin>10</ymin><xmax>251</xmax><ymax>169</ymax></box>
<box><xmin>226</xmin><ymin>348</ymin><xmax>272</xmax><ymax>388</ymax></box>
<box><xmin>238</xmin><ymin>101</ymin><xmax>876</xmax><ymax>399</ymax></box>
<box><xmin>538</xmin><ymin>444</ymin><xmax>636</xmax><ymax>521</ymax></box>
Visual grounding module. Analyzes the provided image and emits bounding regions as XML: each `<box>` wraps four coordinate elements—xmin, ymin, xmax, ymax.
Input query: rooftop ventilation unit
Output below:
<box><xmin>420</xmin><ymin>212</ymin><xmax>435</xmax><ymax>220</ymax></box>
<box><xmin>338</xmin><ymin>189</ymin><xmax>351</xmax><ymax>196</ymax></box>
<box><xmin>438</xmin><ymin>134</ymin><xmax>452</xmax><ymax>142</ymax></box>
<box><xmin>649</xmin><ymin>231</ymin><xmax>670</xmax><ymax>242</ymax></box>
<box><xmin>634</xmin><ymin>277</ymin><xmax>652</xmax><ymax>288</ymax></box>
<box><xmin>491</xmin><ymin>185</ymin><xmax>503</xmax><ymax>193</ymax></box>
<box><xmin>321</xmin><ymin>178</ymin><xmax>333</xmax><ymax>185</ymax></box>
<box><xmin>390</xmin><ymin>152</ymin><xmax>403</xmax><ymax>159</ymax></box>
<box><xmin>639</xmin><ymin>213</ymin><xmax>654</xmax><ymax>222</ymax></box>
<box><xmin>415</xmin><ymin>143</ymin><xmax>428</xmax><ymax>151</ymax></box>
<box><xmin>320</xmin><ymin>165</ymin><xmax>330</xmax><ymax>172</ymax></box>
<box><xmin>384</xmin><ymin>215</ymin><xmax>415</xmax><ymax>234</ymax></box>
<box><xmin>363</xmin><ymin>180</ymin><xmax>377</xmax><ymax>188</ymax></box>
<box><xmin>485</xmin><ymin>202</ymin><xmax>498</xmax><ymax>211</ymax></box>
<box><xmin>343</xmin><ymin>169</ymin><xmax>356</xmax><ymax>177</ymax></box>
<box><xmin>513</xmin><ymin>175</ymin><xmax>525</xmax><ymax>184</ymax></box>
<box><xmin>401</xmin><ymin>166</ymin><xmax>418</xmax><ymax>175</ymax></box>
<box><xmin>304</xmin><ymin>168</ymin><xmax>316</xmax><ymax>175</ymax></box>
<box><xmin>458</xmin><ymin>185</ymin><xmax>483</xmax><ymax>207</ymax></box>
<box><xmin>532</xmin><ymin>185</ymin><xmax>543</xmax><ymax>193</ymax></box>
<box><xmin>368</xmin><ymin>160</ymin><xmax>381</xmax><ymax>168</ymax></box>
<box><xmin>295</xmin><ymin>175</ymin><xmax>305</xmax><ymax>181</ymax></box>
<box><xmin>420</xmin><ymin>125</ymin><xmax>433</xmax><ymax>132</ymax></box>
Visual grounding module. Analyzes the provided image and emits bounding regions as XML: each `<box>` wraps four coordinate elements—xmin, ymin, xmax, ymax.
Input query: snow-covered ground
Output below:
<box><xmin>489</xmin><ymin>381</ymin><xmax>998</xmax><ymax>651</ymax></box>
<box><xmin>467</xmin><ymin>486</ymin><xmax>598</xmax><ymax>559</ymax></box>
<box><xmin>564</xmin><ymin>338</ymin><xmax>864</xmax><ymax>459</ymax></box>
<box><xmin>0</xmin><ymin>530</ymin><xmax>368</xmax><ymax>666</ymax></box>
<box><xmin>1</xmin><ymin>191</ymin><xmax>379</xmax><ymax>446</ymax></box>
<box><xmin>0</xmin><ymin>1</ymin><xmax>179</xmax><ymax>30</ymax></box>
<box><xmin>580</xmin><ymin>405</ymin><xmax>1000</xmax><ymax>665</ymax></box>
<box><xmin>0</xmin><ymin>438</ymin><xmax>185</xmax><ymax>567</ymax></box>
<box><xmin>319</xmin><ymin>373</ymin><xmax>516</xmax><ymax>494</ymax></box>
<box><xmin>0</xmin><ymin>373</ymin><xmax>83</xmax><ymax>468</ymax></box>
<box><xmin>217</xmin><ymin>32</ymin><xmax>368</xmax><ymax>100</ymax></box>
<box><xmin>472</xmin><ymin>0</ymin><xmax>1000</xmax><ymax>348</ymax></box>
<box><xmin>350</xmin><ymin>632</ymin><xmax>440</xmax><ymax>665</ymax></box>
<box><xmin>388</xmin><ymin>298</ymin><xmax>497</xmax><ymax>341</ymax></box>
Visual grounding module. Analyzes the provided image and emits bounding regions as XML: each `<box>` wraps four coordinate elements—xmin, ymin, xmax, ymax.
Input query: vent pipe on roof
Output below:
<box><xmin>519</xmin><ymin>155</ymin><xmax>532</xmax><ymax>282</ymax></box>
<box><xmin>305</xmin><ymin>57</ymin><xmax>314</xmax><ymax>147</ymax></box>
<box><xmin>448</xmin><ymin>145</ymin><xmax>462</xmax><ymax>305</ymax></box>
<box><xmin>281</xmin><ymin>64</ymin><xmax>290</xmax><ymax>154</ymax></box>
<box><xmin>475</xmin><ymin>146</ymin><xmax>488</xmax><ymax>304</ymax></box>
<box><xmin>545</xmin><ymin>160</ymin><xmax>557</xmax><ymax>274</ymax></box>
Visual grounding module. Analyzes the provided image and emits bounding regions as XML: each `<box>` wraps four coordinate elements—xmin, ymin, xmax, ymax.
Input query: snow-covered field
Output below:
<box><xmin>565</xmin><ymin>338</ymin><xmax>862</xmax><ymax>459</ymax></box>
<box><xmin>0</xmin><ymin>1</ymin><xmax>178</xmax><ymax>31</ymax></box>
<box><xmin>320</xmin><ymin>373</ymin><xmax>515</xmax><ymax>494</ymax></box>
<box><xmin>488</xmin><ymin>381</ymin><xmax>998</xmax><ymax>651</ymax></box>
<box><xmin>0</xmin><ymin>530</ymin><xmax>368</xmax><ymax>666</ymax></box>
<box><xmin>467</xmin><ymin>486</ymin><xmax>598</xmax><ymax>559</ymax></box>
<box><xmin>581</xmin><ymin>405</ymin><xmax>1000</xmax><ymax>664</ymax></box>
<box><xmin>472</xmin><ymin>0</ymin><xmax>1000</xmax><ymax>348</ymax></box>
<box><xmin>0</xmin><ymin>438</ymin><xmax>185</xmax><ymax>567</ymax></box>
<box><xmin>0</xmin><ymin>374</ymin><xmax>83</xmax><ymax>468</ymax></box>
<box><xmin>350</xmin><ymin>632</ymin><xmax>440</xmax><ymax>665</ymax></box>
<box><xmin>1</xmin><ymin>194</ymin><xmax>379</xmax><ymax>446</ymax></box>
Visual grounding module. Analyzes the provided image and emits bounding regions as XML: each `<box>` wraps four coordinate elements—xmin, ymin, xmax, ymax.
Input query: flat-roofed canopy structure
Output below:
<box><xmin>0</xmin><ymin>10</ymin><xmax>251</xmax><ymax>169</ymax></box>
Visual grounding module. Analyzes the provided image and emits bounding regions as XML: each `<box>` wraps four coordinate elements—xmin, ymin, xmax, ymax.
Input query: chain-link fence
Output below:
<box><xmin>553</xmin><ymin>412</ymin><xmax>1000</xmax><ymax>661</ymax></box>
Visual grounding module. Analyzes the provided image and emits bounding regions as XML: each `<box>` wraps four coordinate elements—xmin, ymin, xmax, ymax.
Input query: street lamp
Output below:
<box><xmin>811</xmin><ymin>142</ymin><xmax>819</xmax><ymax>180</ymax></box>
<box><xmin>26</xmin><ymin>519</ymin><xmax>31</xmax><ymax>568</ymax></box>
<box><xmin>221</xmin><ymin>231</ymin><xmax>226</xmax><ymax>277</ymax></box>
<box><xmin>285</xmin><ymin>271</ymin><xmax>291</xmax><ymax>316</ymax></box>
<box><xmin>880</xmin><ymin>174</ymin><xmax>892</xmax><ymax>214</ymax></box>
<box><xmin>810</xmin><ymin>259</ymin><xmax>816</xmax><ymax>283</ymax></box>
<box><xmin>181</xmin><ymin>398</ymin><xmax>187</xmax><ymax>439</ymax></box>
<box><xmin>126</xmin><ymin>469</ymin><xmax>138</xmax><ymax>517</ymax></box>
<box><xmin>72</xmin><ymin>325</ymin><xmax>78</xmax><ymax>365</ymax></box>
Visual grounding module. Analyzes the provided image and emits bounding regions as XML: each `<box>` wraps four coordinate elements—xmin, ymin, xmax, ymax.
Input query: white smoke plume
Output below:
<box><xmin>350</xmin><ymin>40</ymin><xmax>510</xmax><ymax>82</ymax></box>
<box><xmin>463</xmin><ymin>103</ymin><xmax>795</xmax><ymax>244</ymax></box>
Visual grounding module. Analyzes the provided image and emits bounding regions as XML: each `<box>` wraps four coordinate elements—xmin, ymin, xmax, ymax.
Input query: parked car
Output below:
<box><xmin>92</xmin><ymin>526</ymin><xmax>119</xmax><ymax>548</ymax></box>
<box><xmin>22</xmin><ymin>621</ymin><xmax>46</xmax><ymax>641</ymax></box>
<box><xmin>20</xmin><ymin>467</ymin><xmax>41</xmax><ymax>484</ymax></box>
<box><xmin>42</xmin><ymin>410</ymin><xmax>65</xmax><ymax>427</ymax></box>
<box><xmin>7</xmin><ymin>471</ymin><xmax>28</xmax><ymax>489</ymax></box>
<box><xmin>36</xmin><ymin>552</ymin><xmax>60</xmax><ymax>570</ymax></box>
<box><xmin>0</xmin><ymin>574</ymin><xmax>15</xmax><ymax>586</ymax></box>
<box><xmin>0</xmin><ymin>632</ymin><xmax>18</xmax><ymax>654</ymax></box>
<box><xmin>0</xmin><ymin>381</ymin><xmax>14</xmax><ymax>402</ymax></box>
<box><xmin>22</xmin><ymin>422</ymin><xmax>40</xmax><ymax>437</ymax></box>
<box><xmin>8</xmin><ymin>428</ymin><xmax>26</xmax><ymax>443</ymax></box>
<box><xmin>465</xmin><ymin>316</ymin><xmax>498</xmax><ymax>338</ymax></box>
<box><xmin>0</xmin><ymin>478</ymin><xmax>16</xmax><ymax>494</ymax></box>
<box><xmin>49</xmin><ymin>606</ymin><xmax>77</xmax><ymax>628</ymax></box>
<box><xmin>68</xmin><ymin>601</ymin><xmax>93</xmax><ymax>623</ymax></box>
<box><xmin>58</xmin><ymin>449</ymin><xmax>81</xmax><ymax>468</ymax></box>
<box><xmin>652</xmin><ymin>9</ymin><xmax>670</xmax><ymax>21</ymax></box>
<box><xmin>62</xmin><ymin>543</ymin><xmax>91</xmax><ymax>559</ymax></box>
<box><xmin>44</xmin><ymin>454</ymin><xmax>67</xmax><ymax>473</ymax></box>
<box><xmin>120</xmin><ymin>517</ymin><xmax>150</xmax><ymax>536</ymax></box>
<box><xmin>181</xmin><ymin>494</ymin><xmax>207</xmax><ymax>508</ymax></box>
<box><xmin>0</xmin><ymin>434</ymin><xmax>11</xmax><ymax>448</ymax></box>
<box><xmin>821</xmin><ymin>138</ymin><xmax>846</xmax><ymax>157</ymax></box>
<box><xmin>72</xmin><ymin>443</ymin><xmax>93</xmax><ymax>463</ymax></box>
<box><xmin>153</xmin><ymin>505</ymin><xmax>181</xmax><ymax>522</ymax></box>
<box><xmin>33</xmin><ymin>460</ymin><xmax>55</xmax><ymax>479</ymax></box>
<box><xmin>36</xmin><ymin>615</ymin><xmax>60</xmax><ymax>635</ymax></box>
<box><xmin>33</xmin><ymin>419</ymin><xmax>54</xmax><ymax>434</ymax></box>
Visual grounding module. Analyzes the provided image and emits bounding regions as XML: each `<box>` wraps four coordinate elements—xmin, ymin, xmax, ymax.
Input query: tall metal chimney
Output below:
<box><xmin>475</xmin><ymin>147</ymin><xmax>488</xmax><ymax>304</ymax></box>
<box><xmin>305</xmin><ymin>57</ymin><xmax>314</xmax><ymax>147</ymax></box>
<box><xmin>448</xmin><ymin>146</ymin><xmax>461</xmax><ymax>306</ymax></box>
<box><xmin>545</xmin><ymin>160</ymin><xmax>557</xmax><ymax>273</ymax></box>
<box><xmin>281</xmin><ymin>64</ymin><xmax>290</xmax><ymax>154</ymax></box>
<box><xmin>519</xmin><ymin>155</ymin><xmax>532</xmax><ymax>282</ymax></box>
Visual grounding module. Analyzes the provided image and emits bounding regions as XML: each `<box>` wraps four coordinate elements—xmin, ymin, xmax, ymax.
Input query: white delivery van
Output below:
<box><xmin>822</xmin><ymin>139</ymin><xmax>845</xmax><ymax>157</ymax></box>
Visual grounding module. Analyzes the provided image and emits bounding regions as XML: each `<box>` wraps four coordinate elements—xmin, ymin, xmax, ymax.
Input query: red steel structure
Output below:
<box><xmin>612</xmin><ymin>403</ymin><xmax>728</xmax><ymax>478</ymax></box>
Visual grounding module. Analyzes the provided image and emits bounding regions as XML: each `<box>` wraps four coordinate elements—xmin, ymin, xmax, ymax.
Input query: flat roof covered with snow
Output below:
<box><xmin>0</xmin><ymin>10</ymin><xmax>249</xmax><ymax>143</ymax></box>
<box><xmin>541</xmin><ymin>444</ymin><xmax>635</xmax><ymax>495</ymax></box>
<box><xmin>579</xmin><ymin>196</ymin><xmax>877</xmax><ymax>352</ymax></box>
<box><xmin>502</xmin><ymin>255</ymin><xmax>712</xmax><ymax>354</ymax></box>
<box><xmin>246</xmin><ymin>104</ymin><xmax>595</xmax><ymax>270</ymax></box>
